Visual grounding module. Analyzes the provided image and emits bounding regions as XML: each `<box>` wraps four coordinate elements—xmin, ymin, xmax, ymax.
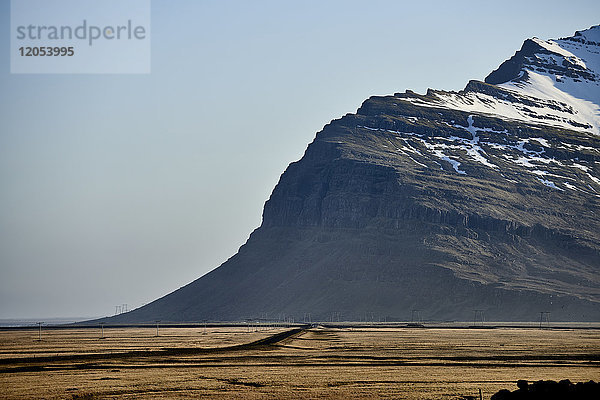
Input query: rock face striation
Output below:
<box><xmin>105</xmin><ymin>26</ymin><xmax>600</xmax><ymax>323</ymax></box>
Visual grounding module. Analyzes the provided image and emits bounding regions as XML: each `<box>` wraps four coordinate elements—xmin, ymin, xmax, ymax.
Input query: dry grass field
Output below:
<box><xmin>1</xmin><ymin>325</ymin><xmax>598</xmax><ymax>399</ymax></box>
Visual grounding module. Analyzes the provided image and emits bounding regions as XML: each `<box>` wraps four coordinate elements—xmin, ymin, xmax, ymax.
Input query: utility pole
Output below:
<box><xmin>473</xmin><ymin>310</ymin><xmax>484</xmax><ymax>326</ymax></box>
<box><xmin>37</xmin><ymin>322</ymin><xmax>43</xmax><ymax>341</ymax></box>
<box><xmin>99</xmin><ymin>322</ymin><xmax>105</xmax><ymax>339</ymax></box>
<box><xmin>411</xmin><ymin>310</ymin><xmax>422</xmax><ymax>324</ymax></box>
<box><xmin>155</xmin><ymin>320</ymin><xmax>160</xmax><ymax>336</ymax></box>
<box><xmin>539</xmin><ymin>312</ymin><xmax>550</xmax><ymax>329</ymax></box>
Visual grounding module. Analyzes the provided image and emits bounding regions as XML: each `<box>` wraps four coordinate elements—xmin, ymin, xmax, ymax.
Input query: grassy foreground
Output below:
<box><xmin>1</xmin><ymin>325</ymin><xmax>598</xmax><ymax>399</ymax></box>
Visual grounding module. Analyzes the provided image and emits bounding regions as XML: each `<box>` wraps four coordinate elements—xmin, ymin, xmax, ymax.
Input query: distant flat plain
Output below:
<box><xmin>1</xmin><ymin>325</ymin><xmax>598</xmax><ymax>399</ymax></box>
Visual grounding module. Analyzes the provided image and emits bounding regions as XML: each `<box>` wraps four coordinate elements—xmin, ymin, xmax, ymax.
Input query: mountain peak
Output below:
<box><xmin>389</xmin><ymin>26</ymin><xmax>600</xmax><ymax>135</ymax></box>
<box><xmin>487</xmin><ymin>25</ymin><xmax>600</xmax><ymax>86</ymax></box>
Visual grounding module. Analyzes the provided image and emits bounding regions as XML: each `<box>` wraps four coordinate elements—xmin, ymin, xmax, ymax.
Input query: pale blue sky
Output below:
<box><xmin>1</xmin><ymin>0</ymin><xmax>598</xmax><ymax>319</ymax></box>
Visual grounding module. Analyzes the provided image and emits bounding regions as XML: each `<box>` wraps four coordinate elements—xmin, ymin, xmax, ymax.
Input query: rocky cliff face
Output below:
<box><xmin>103</xmin><ymin>26</ymin><xmax>600</xmax><ymax>323</ymax></box>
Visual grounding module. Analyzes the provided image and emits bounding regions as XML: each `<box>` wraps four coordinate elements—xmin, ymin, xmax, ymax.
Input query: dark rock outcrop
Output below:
<box><xmin>491</xmin><ymin>380</ymin><xmax>600</xmax><ymax>400</ymax></box>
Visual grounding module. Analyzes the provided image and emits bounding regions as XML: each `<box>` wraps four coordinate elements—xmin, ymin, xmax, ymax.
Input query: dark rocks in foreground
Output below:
<box><xmin>491</xmin><ymin>380</ymin><xmax>600</xmax><ymax>400</ymax></box>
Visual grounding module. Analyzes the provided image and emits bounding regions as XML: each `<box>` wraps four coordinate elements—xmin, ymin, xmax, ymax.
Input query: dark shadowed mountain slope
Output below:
<box><xmin>99</xmin><ymin>26</ymin><xmax>600</xmax><ymax>323</ymax></box>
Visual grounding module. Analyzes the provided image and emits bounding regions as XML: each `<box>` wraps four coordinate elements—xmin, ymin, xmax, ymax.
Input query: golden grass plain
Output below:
<box><xmin>1</xmin><ymin>326</ymin><xmax>598</xmax><ymax>399</ymax></box>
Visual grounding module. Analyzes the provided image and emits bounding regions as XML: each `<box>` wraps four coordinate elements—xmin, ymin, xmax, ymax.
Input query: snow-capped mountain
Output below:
<box><xmin>402</xmin><ymin>25</ymin><xmax>600</xmax><ymax>134</ymax></box>
<box><xmin>95</xmin><ymin>26</ymin><xmax>600</xmax><ymax>324</ymax></box>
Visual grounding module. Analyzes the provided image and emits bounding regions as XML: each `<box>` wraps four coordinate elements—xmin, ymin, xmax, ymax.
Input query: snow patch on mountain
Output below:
<box><xmin>538</xmin><ymin>178</ymin><xmax>564</xmax><ymax>190</ymax></box>
<box><xmin>500</xmin><ymin>71</ymin><xmax>600</xmax><ymax>134</ymax></box>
